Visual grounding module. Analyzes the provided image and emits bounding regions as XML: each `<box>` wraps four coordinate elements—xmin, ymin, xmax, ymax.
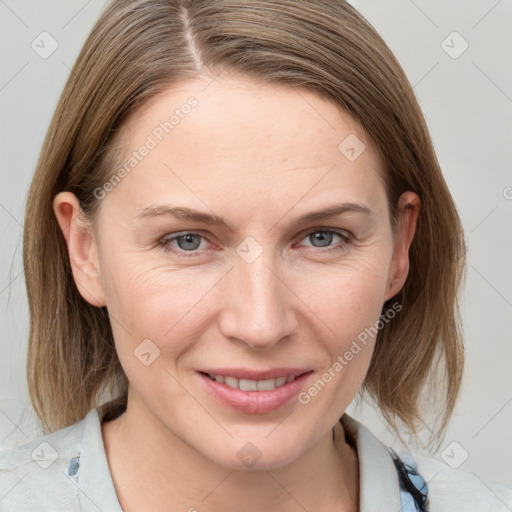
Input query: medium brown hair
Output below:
<box><xmin>23</xmin><ymin>0</ymin><xmax>465</xmax><ymax>440</ymax></box>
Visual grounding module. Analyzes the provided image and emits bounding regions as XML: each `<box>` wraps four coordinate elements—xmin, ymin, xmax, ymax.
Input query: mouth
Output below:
<box><xmin>201</xmin><ymin>372</ymin><xmax>299</xmax><ymax>391</ymax></box>
<box><xmin>196</xmin><ymin>368</ymin><xmax>313</xmax><ymax>414</ymax></box>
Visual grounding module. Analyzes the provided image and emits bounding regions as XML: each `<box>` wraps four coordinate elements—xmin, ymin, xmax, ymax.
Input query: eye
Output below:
<box><xmin>157</xmin><ymin>228</ymin><xmax>352</xmax><ymax>257</ymax></box>
<box><xmin>298</xmin><ymin>228</ymin><xmax>351</xmax><ymax>252</ymax></box>
<box><xmin>158</xmin><ymin>232</ymin><xmax>210</xmax><ymax>255</ymax></box>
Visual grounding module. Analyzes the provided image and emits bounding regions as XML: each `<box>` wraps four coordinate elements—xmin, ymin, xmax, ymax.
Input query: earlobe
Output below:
<box><xmin>385</xmin><ymin>191</ymin><xmax>421</xmax><ymax>301</ymax></box>
<box><xmin>53</xmin><ymin>192</ymin><xmax>106</xmax><ymax>307</ymax></box>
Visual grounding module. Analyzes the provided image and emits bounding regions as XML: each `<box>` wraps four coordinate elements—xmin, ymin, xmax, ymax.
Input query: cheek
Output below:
<box><xmin>299</xmin><ymin>255</ymin><xmax>391</xmax><ymax>391</ymax></box>
<box><xmin>100</xmin><ymin>255</ymin><xmax>222</xmax><ymax>358</ymax></box>
<box><xmin>301</xmin><ymin>252</ymin><xmax>391</xmax><ymax>331</ymax></box>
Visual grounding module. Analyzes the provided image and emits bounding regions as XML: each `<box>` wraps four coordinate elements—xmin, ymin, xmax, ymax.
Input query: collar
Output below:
<box><xmin>78</xmin><ymin>406</ymin><xmax>408</xmax><ymax>511</ymax></box>
<box><xmin>77</xmin><ymin>407</ymin><xmax>123</xmax><ymax>511</ymax></box>
<box><xmin>341</xmin><ymin>413</ymin><xmax>404</xmax><ymax>511</ymax></box>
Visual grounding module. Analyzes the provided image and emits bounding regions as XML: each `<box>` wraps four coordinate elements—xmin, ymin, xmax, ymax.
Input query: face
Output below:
<box><xmin>55</xmin><ymin>74</ymin><xmax>418</xmax><ymax>470</ymax></box>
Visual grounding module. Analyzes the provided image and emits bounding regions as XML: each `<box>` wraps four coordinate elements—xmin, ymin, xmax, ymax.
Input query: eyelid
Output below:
<box><xmin>296</xmin><ymin>226</ymin><xmax>352</xmax><ymax>242</ymax></box>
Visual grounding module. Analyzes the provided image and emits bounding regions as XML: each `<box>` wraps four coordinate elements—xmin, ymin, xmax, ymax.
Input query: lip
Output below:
<box><xmin>197</xmin><ymin>368</ymin><xmax>313</xmax><ymax>414</ymax></box>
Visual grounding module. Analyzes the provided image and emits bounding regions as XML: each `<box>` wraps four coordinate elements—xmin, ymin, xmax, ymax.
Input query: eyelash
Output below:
<box><xmin>157</xmin><ymin>228</ymin><xmax>352</xmax><ymax>257</ymax></box>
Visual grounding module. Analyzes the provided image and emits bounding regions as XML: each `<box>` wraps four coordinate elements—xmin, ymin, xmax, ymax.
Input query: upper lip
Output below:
<box><xmin>197</xmin><ymin>368</ymin><xmax>312</xmax><ymax>381</ymax></box>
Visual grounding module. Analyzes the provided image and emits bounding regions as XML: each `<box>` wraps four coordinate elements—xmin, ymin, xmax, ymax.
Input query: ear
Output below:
<box><xmin>53</xmin><ymin>192</ymin><xmax>106</xmax><ymax>307</ymax></box>
<box><xmin>384</xmin><ymin>191</ymin><xmax>420</xmax><ymax>301</ymax></box>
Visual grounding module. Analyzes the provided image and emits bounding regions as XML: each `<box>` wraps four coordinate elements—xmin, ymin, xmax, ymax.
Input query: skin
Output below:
<box><xmin>54</xmin><ymin>73</ymin><xmax>420</xmax><ymax>512</ymax></box>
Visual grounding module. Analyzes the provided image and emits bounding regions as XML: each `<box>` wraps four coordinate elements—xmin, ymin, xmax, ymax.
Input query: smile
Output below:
<box><xmin>197</xmin><ymin>369</ymin><xmax>313</xmax><ymax>414</ymax></box>
<box><xmin>205</xmin><ymin>373</ymin><xmax>296</xmax><ymax>391</ymax></box>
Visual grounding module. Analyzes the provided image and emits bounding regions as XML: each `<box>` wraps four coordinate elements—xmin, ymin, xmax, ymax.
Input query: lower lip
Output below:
<box><xmin>198</xmin><ymin>372</ymin><xmax>312</xmax><ymax>414</ymax></box>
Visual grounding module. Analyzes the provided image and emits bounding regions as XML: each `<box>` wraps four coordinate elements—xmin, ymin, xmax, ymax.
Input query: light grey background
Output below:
<box><xmin>1</xmin><ymin>0</ymin><xmax>511</xmax><ymax>491</ymax></box>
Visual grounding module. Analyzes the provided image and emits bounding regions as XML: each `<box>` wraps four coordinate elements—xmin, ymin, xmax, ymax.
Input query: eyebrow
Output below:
<box><xmin>136</xmin><ymin>202</ymin><xmax>374</xmax><ymax>230</ymax></box>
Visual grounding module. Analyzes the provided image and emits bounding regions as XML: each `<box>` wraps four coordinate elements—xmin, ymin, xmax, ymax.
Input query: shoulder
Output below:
<box><xmin>0</xmin><ymin>410</ymin><xmax>91</xmax><ymax>511</ymax></box>
<box><xmin>413</xmin><ymin>453</ymin><xmax>512</xmax><ymax>511</ymax></box>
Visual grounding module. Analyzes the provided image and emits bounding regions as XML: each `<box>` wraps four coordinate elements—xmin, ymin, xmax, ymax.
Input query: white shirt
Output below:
<box><xmin>1</xmin><ymin>404</ymin><xmax>511</xmax><ymax>511</ymax></box>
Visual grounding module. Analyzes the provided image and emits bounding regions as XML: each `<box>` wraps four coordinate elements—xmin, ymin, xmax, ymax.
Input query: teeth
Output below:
<box><xmin>206</xmin><ymin>373</ymin><xmax>297</xmax><ymax>391</ymax></box>
<box><xmin>276</xmin><ymin>376</ymin><xmax>287</xmax><ymax>386</ymax></box>
<box><xmin>224</xmin><ymin>376</ymin><xmax>238</xmax><ymax>388</ymax></box>
<box><xmin>239</xmin><ymin>379</ymin><xmax>258</xmax><ymax>391</ymax></box>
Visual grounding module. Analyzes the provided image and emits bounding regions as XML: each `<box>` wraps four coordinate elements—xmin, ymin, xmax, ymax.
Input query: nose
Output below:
<box><xmin>218</xmin><ymin>250</ymin><xmax>296</xmax><ymax>350</ymax></box>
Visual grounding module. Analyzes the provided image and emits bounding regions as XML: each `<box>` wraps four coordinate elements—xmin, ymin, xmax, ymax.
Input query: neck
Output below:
<box><xmin>101</xmin><ymin>390</ymin><xmax>359</xmax><ymax>512</ymax></box>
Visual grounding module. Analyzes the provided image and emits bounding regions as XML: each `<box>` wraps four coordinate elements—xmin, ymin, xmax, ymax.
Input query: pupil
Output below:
<box><xmin>178</xmin><ymin>234</ymin><xmax>200</xmax><ymax>250</ymax></box>
<box><xmin>312</xmin><ymin>231</ymin><xmax>332</xmax><ymax>247</ymax></box>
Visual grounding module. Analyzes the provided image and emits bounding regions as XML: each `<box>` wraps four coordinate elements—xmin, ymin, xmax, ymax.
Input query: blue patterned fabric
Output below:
<box><xmin>390</xmin><ymin>449</ymin><xmax>429</xmax><ymax>511</ymax></box>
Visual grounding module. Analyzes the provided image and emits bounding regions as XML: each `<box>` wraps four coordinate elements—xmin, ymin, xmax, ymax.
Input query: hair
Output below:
<box><xmin>23</xmin><ymin>0</ymin><xmax>465</xmax><ymax>441</ymax></box>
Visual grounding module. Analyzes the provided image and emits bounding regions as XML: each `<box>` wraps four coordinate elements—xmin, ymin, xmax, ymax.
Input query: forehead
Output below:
<box><xmin>106</xmin><ymin>74</ymin><xmax>387</xmax><ymax>216</ymax></box>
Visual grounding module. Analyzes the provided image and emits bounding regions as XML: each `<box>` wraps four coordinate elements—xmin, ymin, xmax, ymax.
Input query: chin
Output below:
<box><xmin>196</xmin><ymin>429</ymin><xmax>312</xmax><ymax>471</ymax></box>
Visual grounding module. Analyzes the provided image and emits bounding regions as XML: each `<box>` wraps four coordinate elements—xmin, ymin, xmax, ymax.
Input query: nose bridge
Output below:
<box><xmin>220</xmin><ymin>241</ymin><xmax>294</xmax><ymax>349</ymax></box>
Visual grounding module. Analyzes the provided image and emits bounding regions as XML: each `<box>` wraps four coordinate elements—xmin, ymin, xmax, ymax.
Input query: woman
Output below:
<box><xmin>1</xmin><ymin>0</ymin><xmax>510</xmax><ymax>510</ymax></box>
